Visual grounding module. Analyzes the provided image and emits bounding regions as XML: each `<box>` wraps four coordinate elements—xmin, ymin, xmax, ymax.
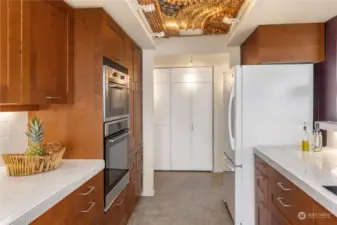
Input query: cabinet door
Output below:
<box><xmin>103</xmin><ymin>25</ymin><xmax>125</xmax><ymax>64</ymax></box>
<box><xmin>26</xmin><ymin>0</ymin><xmax>73</xmax><ymax>104</ymax></box>
<box><xmin>154</xmin><ymin>83</ymin><xmax>170</xmax><ymax>125</ymax></box>
<box><xmin>256</xmin><ymin>201</ymin><xmax>268</xmax><ymax>225</ymax></box>
<box><xmin>154</xmin><ymin>126</ymin><xmax>171</xmax><ymax>170</ymax></box>
<box><xmin>134</xmin><ymin>83</ymin><xmax>143</xmax><ymax>148</ymax></box>
<box><xmin>313</xmin><ymin>202</ymin><xmax>337</xmax><ymax>225</ymax></box>
<box><xmin>171</xmin><ymin>83</ymin><xmax>192</xmax><ymax>170</ymax></box>
<box><xmin>0</xmin><ymin>0</ymin><xmax>22</xmax><ymax>104</ymax></box>
<box><xmin>133</xmin><ymin>47</ymin><xmax>142</xmax><ymax>83</ymax></box>
<box><xmin>191</xmin><ymin>83</ymin><xmax>213</xmax><ymax>171</ymax></box>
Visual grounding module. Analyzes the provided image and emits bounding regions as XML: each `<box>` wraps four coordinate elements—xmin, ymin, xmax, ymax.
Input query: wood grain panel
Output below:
<box><xmin>314</xmin><ymin>16</ymin><xmax>337</xmax><ymax>147</ymax></box>
<box><xmin>32</xmin><ymin>171</ymin><xmax>103</xmax><ymax>225</ymax></box>
<box><xmin>0</xmin><ymin>0</ymin><xmax>23</xmax><ymax>104</ymax></box>
<box><xmin>29</xmin><ymin>8</ymin><xmax>104</xmax><ymax>159</ymax></box>
<box><xmin>241</xmin><ymin>23</ymin><xmax>325</xmax><ymax>64</ymax></box>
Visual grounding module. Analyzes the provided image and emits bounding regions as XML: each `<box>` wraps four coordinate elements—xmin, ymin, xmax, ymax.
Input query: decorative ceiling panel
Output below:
<box><xmin>138</xmin><ymin>0</ymin><xmax>244</xmax><ymax>37</ymax></box>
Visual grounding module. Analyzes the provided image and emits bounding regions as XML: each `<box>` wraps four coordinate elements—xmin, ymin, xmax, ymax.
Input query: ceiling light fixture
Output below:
<box><xmin>222</xmin><ymin>17</ymin><xmax>238</xmax><ymax>24</ymax></box>
<box><xmin>138</xmin><ymin>3</ymin><xmax>156</xmax><ymax>13</ymax></box>
<box><xmin>152</xmin><ymin>31</ymin><xmax>165</xmax><ymax>38</ymax></box>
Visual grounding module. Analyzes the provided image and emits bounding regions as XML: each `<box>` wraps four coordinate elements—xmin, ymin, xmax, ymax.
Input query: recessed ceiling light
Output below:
<box><xmin>138</xmin><ymin>3</ymin><xmax>156</xmax><ymax>13</ymax></box>
<box><xmin>153</xmin><ymin>31</ymin><xmax>165</xmax><ymax>38</ymax></box>
<box><xmin>222</xmin><ymin>17</ymin><xmax>238</xmax><ymax>24</ymax></box>
<box><xmin>165</xmin><ymin>22</ymin><xmax>178</xmax><ymax>28</ymax></box>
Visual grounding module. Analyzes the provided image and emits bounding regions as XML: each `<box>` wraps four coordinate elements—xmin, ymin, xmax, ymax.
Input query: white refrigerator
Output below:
<box><xmin>223</xmin><ymin>65</ymin><xmax>313</xmax><ymax>225</ymax></box>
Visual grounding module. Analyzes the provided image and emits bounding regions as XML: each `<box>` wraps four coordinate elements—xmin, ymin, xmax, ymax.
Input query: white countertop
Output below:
<box><xmin>254</xmin><ymin>146</ymin><xmax>337</xmax><ymax>216</ymax></box>
<box><xmin>0</xmin><ymin>159</ymin><xmax>105</xmax><ymax>225</ymax></box>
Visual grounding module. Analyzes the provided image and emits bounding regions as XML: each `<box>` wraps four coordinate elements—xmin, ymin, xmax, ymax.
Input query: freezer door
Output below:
<box><xmin>223</xmin><ymin>157</ymin><xmax>243</xmax><ymax>225</ymax></box>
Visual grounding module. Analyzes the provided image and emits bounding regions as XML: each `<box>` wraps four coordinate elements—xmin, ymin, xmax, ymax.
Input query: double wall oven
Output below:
<box><xmin>103</xmin><ymin>57</ymin><xmax>130</xmax><ymax>211</ymax></box>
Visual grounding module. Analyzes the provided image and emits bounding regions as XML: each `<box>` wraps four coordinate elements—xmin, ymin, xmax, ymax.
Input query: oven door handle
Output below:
<box><xmin>107</xmin><ymin>84</ymin><xmax>129</xmax><ymax>89</ymax></box>
<box><xmin>108</xmin><ymin>132</ymin><xmax>131</xmax><ymax>143</ymax></box>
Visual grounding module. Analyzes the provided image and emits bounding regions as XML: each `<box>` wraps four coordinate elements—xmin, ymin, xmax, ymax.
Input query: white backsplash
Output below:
<box><xmin>0</xmin><ymin>112</ymin><xmax>28</xmax><ymax>166</ymax></box>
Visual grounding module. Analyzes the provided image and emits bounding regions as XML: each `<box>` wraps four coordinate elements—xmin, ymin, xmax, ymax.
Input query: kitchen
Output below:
<box><xmin>2</xmin><ymin>0</ymin><xmax>337</xmax><ymax>225</ymax></box>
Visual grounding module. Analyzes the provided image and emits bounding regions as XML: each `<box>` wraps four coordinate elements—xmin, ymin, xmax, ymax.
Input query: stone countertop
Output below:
<box><xmin>0</xmin><ymin>159</ymin><xmax>104</xmax><ymax>225</ymax></box>
<box><xmin>254</xmin><ymin>146</ymin><xmax>337</xmax><ymax>216</ymax></box>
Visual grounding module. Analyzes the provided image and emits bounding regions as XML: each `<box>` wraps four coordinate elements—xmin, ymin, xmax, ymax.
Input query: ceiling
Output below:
<box><xmin>228</xmin><ymin>0</ymin><xmax>337</xmax><ymax>46</ymax></box>
<box><xmin>138</xmin><ymin>0</ymin><xmax>245</xmax><ymax>37</ymax></box>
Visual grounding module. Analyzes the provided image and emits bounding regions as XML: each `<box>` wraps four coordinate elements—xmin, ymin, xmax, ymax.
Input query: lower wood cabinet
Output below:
<box><xmin>32</xmin><ymin>171</ymin><xmax>104</xmax><ymax>225</ymax></box>
<box><xmin>255</xmin><ymin>156</ymin><xmax>337</xmax><ymax>225</ymax></box>
<box><xmin>104</xmin><ymin>188</ymin><xmax>127</xmax><ymax>225</ymax></box>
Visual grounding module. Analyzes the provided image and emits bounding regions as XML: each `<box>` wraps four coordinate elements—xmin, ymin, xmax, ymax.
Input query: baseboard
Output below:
<box><xmin>213</xmin><ymin>168</ymin><xmax>224</xmax><ymax>173</ymax></box>
<box><xmin>141</xmin><ymin>189</ymin><xmax>155</xmax><ymax>197</ymax></box>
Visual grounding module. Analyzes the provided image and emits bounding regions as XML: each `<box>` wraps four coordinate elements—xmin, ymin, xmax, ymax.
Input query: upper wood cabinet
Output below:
<box><xmin>315</xmin><ymin>16</ymin><xmax>337</xmax><ymax>135</ymax></box>
<box><xmin>103</xmin><ymin>16</ymin><xmax>127</xmax><ymax>66</ymax></box>
<box><xmin>27</xmin><ymin>0</ymin><xmax>74</xmax><ymax>104</ymax></box>
<box><xmin>0</xmin><ymin>0</ymin><xmax>74</xmax><ymax>110</ymax></box>
<box><xmin>241</xmin><ymin>23</ymin><xmax>325</xmax><ymax>65</ymax></box>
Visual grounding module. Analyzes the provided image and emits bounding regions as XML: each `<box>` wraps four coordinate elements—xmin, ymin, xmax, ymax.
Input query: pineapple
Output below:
<box><xmin>25</xmin><ymin>117</ymin><xmax>46</xmax><ymax>156</ymax></box>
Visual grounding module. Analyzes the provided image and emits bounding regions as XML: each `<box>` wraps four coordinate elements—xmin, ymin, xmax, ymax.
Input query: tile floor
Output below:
<box><xmin>128</xmin><ymin>172</ymin><xmax>233</xmax><ymax>225</ymax></box>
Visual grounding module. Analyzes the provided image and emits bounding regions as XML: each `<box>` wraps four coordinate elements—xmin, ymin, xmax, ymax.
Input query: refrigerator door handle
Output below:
<box><xmin>228</xmin><ymin>83</ymin><xmax>235</xmax><ymax>151</ymax></box>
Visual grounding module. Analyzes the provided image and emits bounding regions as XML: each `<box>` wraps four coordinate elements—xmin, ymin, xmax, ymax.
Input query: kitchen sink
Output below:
<box><xmin>323</xmin><ymin>186</ymin><xmax>337</xmax><ymax>195</ymax></box>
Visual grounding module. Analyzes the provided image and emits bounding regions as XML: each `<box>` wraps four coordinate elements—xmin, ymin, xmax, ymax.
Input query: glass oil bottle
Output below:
<box><xmin>313</xmin><ymin>123</ymin><xmax>323</xmax><ymax>152</ymax></box>
<box><xmin>302</xmin><ymin>122</ymin><xmax>310</xmax><ymax>151</ymax></box>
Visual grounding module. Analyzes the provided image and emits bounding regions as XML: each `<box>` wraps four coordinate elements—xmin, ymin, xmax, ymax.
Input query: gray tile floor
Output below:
<box><xmin>128</xmin><ymin>172</ymin><xmax>233</xmax><ymax>225</ymax></box>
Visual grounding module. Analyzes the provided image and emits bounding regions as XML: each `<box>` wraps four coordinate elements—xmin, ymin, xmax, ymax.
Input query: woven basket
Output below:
<box><xmin>1</xmin><ymin>142</ymin><xmax>65</xmax><ymax>176</ymax></box>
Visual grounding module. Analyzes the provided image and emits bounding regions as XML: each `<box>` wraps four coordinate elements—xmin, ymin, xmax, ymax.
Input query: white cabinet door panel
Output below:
<box><xmin>191</xmin><ymin>83</ymin><xmax>213</xmax><ymax>171</ymax></box>
<box><xmin>154</xmin><ymin>83</ymin><xmax>170</xmax><ymax>125</ymax></box>
<box><xmin>154</xmin><ymin>69</ymin><xmax>170</xmax><ymax>83</ymax></box>
<box><xmin>171</xmin><ymin>67</ymin><xmax>213</xmax><ymax>83</ymax></box>
<box><xmin>171</xmin><ymin>83</ymin><xmax>192</xmax><ymax>170</ymax></box>
<box><xmin>154</xmin><ymin>126</ymin><xmax>171</xmax><ymax>170</ymax></box>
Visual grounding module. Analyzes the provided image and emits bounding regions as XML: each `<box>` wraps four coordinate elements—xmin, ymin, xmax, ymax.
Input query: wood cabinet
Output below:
<box><xmin>241</xmin><ymin>23</ymin><xmax>325</xmax><ymax>65</ymax></box>
<box><xmin>255</xmin><ymin>155</ymin><xmax>337</xmax><ymax>225</ymax></box>
<box><xmin>28</xmin><ymin>0</ymin><xmax>74</xmax><ymax>105</ymax></box>
<box><xmin>315</xmin><ymin>16</ymin><xmax>337</xmax><ymax>145</ymax></box>
<box><xmin>32</xmin><ymin>171</ymin><xmax>104</xmax><ymax>225</ymax></box>
<box><xmin>104</xmin><ymin>188</ymin><xmax>127</xmax><ymax>225</ymax></box>
<box><xmin>0</xmin><ymin>0</ymin><xmax>74</xmax><ymax>110</ymax></box>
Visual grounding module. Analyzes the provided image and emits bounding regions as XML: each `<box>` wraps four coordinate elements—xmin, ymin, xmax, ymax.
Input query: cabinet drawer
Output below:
<box><xmin>256</xmin><ymin>168</ymin><xmax>268</xmax><ymax>203</ymax></box>
<box><xmin>32</xmin><ymin>171</ymin><xmax>103</xmax><ymax>225</ymax></box>
<box><xmin>256</xmin><ymin>195</ymin><xmax>268</xmax><ymax>225</ymax></box>
<box><xmin>269</xmin><ymin>168</ymin><xmax>313</xmax><ymax>225</ymax></box>
<box><xmin>269</xmin><ymin>209</ymin><xmax>291</xmax><ymax>225</ymax></box>
<box><xmin>63</xmin><ymin>172</ymin><xmax>104</xmax><ymax>225</ymax></box>
<box><xmin>255</xmin><ymin>156</ymin><xmax>268</xmax><ymax>176</ymax></box>
<box><xmin>313</xmin><ymin>202</ymin><xmax>337</xmax><ymax>225</ymax></box>
<box><xmin>104</xmin><ymin>188</ymin><xmax>127</xmax><ymax>225</ymax></box>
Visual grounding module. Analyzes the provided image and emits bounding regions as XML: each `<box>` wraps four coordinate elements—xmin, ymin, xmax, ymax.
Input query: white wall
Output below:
<box><xmin>0</xmin><ymin>112</ymin><xmax>28</xmax><ymax>166</ymax></box>
<box><xmin>155</xmin><ymin>35</ymin><xmax>231</xmax><ymax>56</ymax></box>
<box><xmin>154</xmin><ymin>53</ymin><xmax>230</xmax><ymax>172</ymax></box>
<box><xmin>142</xmin><ymin>49</ymin><xmax>155</xmax><ymax>196</ymax></box>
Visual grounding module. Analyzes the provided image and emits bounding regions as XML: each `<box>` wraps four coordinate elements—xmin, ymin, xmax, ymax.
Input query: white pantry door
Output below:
<box><xmin>170</xmin><ymin>82</ymin><xmax>193</xmax><ymax>170</ymax></box>
<box><xmin>191</xmin><ymin>83</ymin><xmax>213</xmax><ymax>171</ymax></box>
<box><xmin>154</xmin><ymin>69</ymin><xmax>171</xmax><ymax>170</ymax></box>
<box><xmin>170</xmin><ymin>67</ymin><xmax>213</xmax><ymax>171</ymax></box>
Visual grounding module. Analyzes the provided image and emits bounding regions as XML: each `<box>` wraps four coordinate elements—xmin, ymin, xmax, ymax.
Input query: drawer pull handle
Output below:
<box><xmin>277</xmin><ymin>182</ymin><xmax>292</xmax><ymax>191</ymax></box>
<box><xmin>114</xmin><ymin>198</ymin><xmax>125</xmax><ymax>206</ymax></box>
<box><xmin>78</xmin><ymin>186</ymin><xmax>95</xmax><ymax>196</ymax></box>
<box><xmin>258</xmin><ymin>164</ymin><xmax>265</xmax><ymax>169</ymax></box>
<box><xmin>276</xmin><ymin>197</ymin><xmax>292</xmax><ymax>208</ymax></box>
<box><xmin>81</xmin><ymin>202</ymin><xmax>96</xmax><ymax>213</ymax></box>
<box><xmin>45</xmin><ymin>96</ymin><xmax>61</xmax><ymax>99</ymax></box>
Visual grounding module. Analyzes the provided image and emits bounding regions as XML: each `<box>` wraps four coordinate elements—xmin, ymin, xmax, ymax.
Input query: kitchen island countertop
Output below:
<box><xmin>0</xmin><ymin>159</ymin><xmax>104</xmax><ymax>225</ymax></box>
<box><xmin>254</xmin><ymin>146</ymin><xmax>337</xmax><ymax>216</ymax></box>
